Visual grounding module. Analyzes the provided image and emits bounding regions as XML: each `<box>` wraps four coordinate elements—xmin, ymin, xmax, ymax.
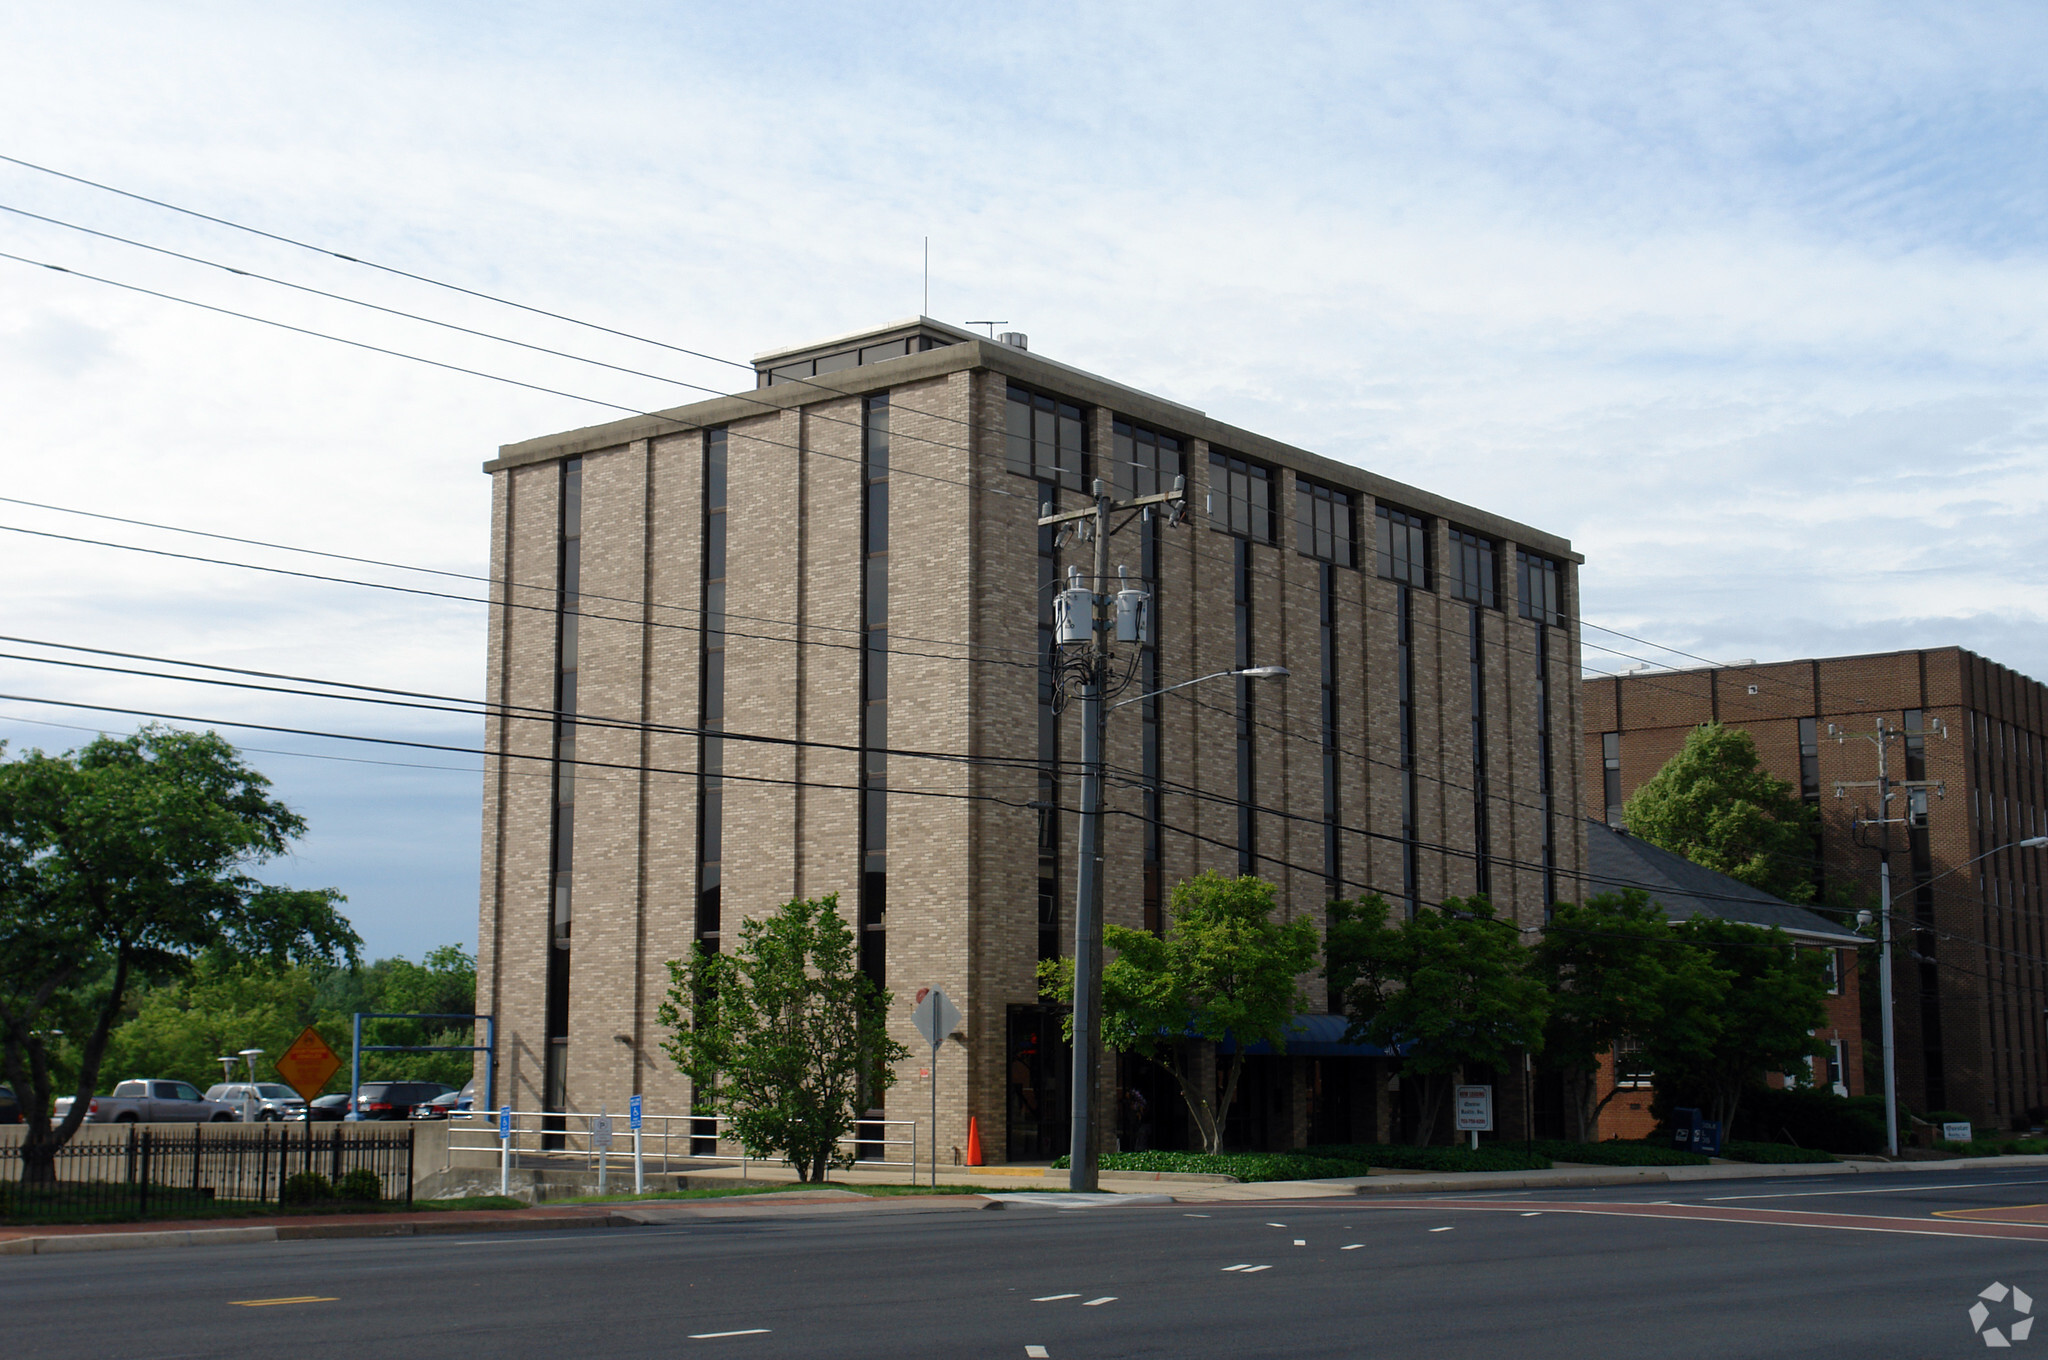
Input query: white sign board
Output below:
<box><xmin>1943</xmin><ymin>1121</ymin><xmax>1973</xmax><ymax>1143</ymax></box>
<box><xmin>591</xmin><ymin>1113</ymin><xmax>614</xmax><ymax>1150</ymax></box>
<box><xmin>911</xmin><ymin>987</ymin><xmax>962</xmax><ymax>1051</ymax></box>
<box><xmin>1454</xmin><ymin>1084</ymin><xmax>1494</xmax><ymax>1133</ymax></box>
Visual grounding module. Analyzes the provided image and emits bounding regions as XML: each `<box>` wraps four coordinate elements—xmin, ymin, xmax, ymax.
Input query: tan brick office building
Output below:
<box><xmin>1586</xmin><ymin>648</ymin><xmax>2048</xmax><ymax>1128</ymax></box>
<box><xmin>475</xmin><ymin>318</ymin><xmax>1585</xmax><ymax>1160</ymax></box>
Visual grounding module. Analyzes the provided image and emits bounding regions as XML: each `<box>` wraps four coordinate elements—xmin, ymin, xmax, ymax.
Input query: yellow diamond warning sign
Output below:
<box><xmin>274</xmin><ymin>1027</ymin><xmax>343</xmax><ymax>1103</ymax></box>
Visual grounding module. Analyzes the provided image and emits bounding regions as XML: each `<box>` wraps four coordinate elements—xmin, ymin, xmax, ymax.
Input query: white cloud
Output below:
<box><xmin>1</xmin><ymin>0</ymin><xmax>2044</xmax><ymax>953</ymax></box>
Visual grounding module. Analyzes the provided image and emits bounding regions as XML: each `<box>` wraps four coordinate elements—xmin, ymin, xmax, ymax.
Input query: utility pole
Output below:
<box><xmin>1040</xmin><ymin>475</ymin><xmax>1185</xmax><ymax>1191</ymax></box>
<box><xmin>1830</xmin><ymin>716</ymin><xmax>1946</xmax><ymax>1158</ymax></box>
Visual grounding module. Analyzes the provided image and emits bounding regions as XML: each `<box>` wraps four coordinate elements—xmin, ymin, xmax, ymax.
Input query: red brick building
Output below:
<box><xmin>1581</xmin><ymin>820</ymin><xmax>1865</xmax><ymax>1141</ymax></box>
<box><xmin>1585</xmin><ymin>648</ymin><xmax>2048</xmax><ymax>1129</ymax></box>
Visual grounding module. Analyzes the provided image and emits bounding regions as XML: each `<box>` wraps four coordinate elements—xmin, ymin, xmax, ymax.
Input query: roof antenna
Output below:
<box><xmin>923</xmin><ymin>237</ymin><xmax>928</xmax><ymax>317</ymax></box>
<box><xmin>964</xmin><ymin>321</ymin><xmax>1008</xmax><ymax>339</ymax></box>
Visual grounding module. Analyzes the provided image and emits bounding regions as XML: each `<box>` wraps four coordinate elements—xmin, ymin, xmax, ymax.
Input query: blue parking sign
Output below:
<box><xmin>498</xmin><ymin>1105</ymin><xmax>512</xmax><ymax>1140</ymax></box>
<box><xmin>629</xmin><ymin>1094</ymin><xmax>643</xmax><ymax>1131</ymax></box>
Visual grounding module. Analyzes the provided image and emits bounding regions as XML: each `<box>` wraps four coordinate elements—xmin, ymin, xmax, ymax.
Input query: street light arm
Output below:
<box><xmin>1907</xmin><ymin>836</ymin><xmax>2048</xmax><ymax>896</ymax></box>
<box><xmin>1109</xmin><ymin>666</ymin><xmax>1289</xmax><ymax>710</ymax></box>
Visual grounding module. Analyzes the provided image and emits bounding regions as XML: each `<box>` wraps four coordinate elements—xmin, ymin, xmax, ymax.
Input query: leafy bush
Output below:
<box><xmin>1720</xmin><ymin>1141</ymin><xmax>1835</xmax><ymax>1164</ymax></box>
<box><xmin>333</xmin><ymin>1168</ymin><xmax>382</xmax><ymax>1202</ymax></box>
<box><xmin>1933</xmin><ymin>1139</ymin><xmax>2015</xmax><ymax>1158</ymax></box>
<box><xmin>1526</xmin><ymin>1139</ymin><xmax>1709</xmax><ymax>1167</ymax></box>
<box><xmin>1050</xmin><ymin>1151</ymin><xmax>1370</xmax><ymax>1182</ymax></box>
<box><xmin>1300</xmin><ymin>1143</ymin><xmax>1552</xmax><ymax>1173</ymax></box>
<box><xmin>1738</xmin><ymin>1088</ymin><xmax>1888</xmax><ymax>1154</ymax></box>
<box><xmin>2000</xmin><ymin>1139</ymin><xmax>2048</xmax><ymax>1156</ymax></box>
<box><xmin>281</xmin><ymin>1171</ymin><xmax>335</xmax><ymax>1204</ymax></box>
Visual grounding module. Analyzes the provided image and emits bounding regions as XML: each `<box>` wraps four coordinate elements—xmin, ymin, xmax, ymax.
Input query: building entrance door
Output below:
<box><xmin>1006</xmin><ymin>1004</ymin><xmax>1070</xmax><ymax>1162</ymax></box>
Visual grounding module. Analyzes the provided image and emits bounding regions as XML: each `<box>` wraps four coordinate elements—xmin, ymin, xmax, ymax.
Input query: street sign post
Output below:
<box><xmin>274</xmin><ymin>1027</ymin><xmax>343</xmax><ymax>1105</ymax></box>
<box><xmin>629</xmin><ymin>1094</ymin><xmax>645</xmax><ymax>1194</ymax></box>
<box><xmin>497</xmin><ymin>1105</ymin><xmax>512</xmax><ymax>1196</ymax></box>
<box><xmin>1454</xmin><ymin>1084</ymin><xmax>1494</xmax><ymax>1151</ymax></box>
<box><xmin>592</xmin><ymin>1109</ymin><xmax>614</xmax><ymax>1195</ymax></box>
<box><xmin>910</xmin><ymin>988</ymin><xmax>962</xmax><ymax>1188</ymax></box>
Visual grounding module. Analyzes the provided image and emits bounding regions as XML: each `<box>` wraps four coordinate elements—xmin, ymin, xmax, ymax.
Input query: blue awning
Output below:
<box><xmin>1214</xmin><ymin>1013</ymin><xmax>1398</xmax><ymax>1058</ymax></box>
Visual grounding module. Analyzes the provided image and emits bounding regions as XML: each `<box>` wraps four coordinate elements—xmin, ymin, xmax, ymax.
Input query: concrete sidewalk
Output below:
<box><xmin>1159</xmin><ymin>1153</ymin><xmax>2048</xmax><ymax>1201</ymax></box>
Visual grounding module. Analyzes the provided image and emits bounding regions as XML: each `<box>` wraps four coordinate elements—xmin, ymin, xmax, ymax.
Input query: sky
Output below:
<box><xmin>1</xmin><ymin>2</ymin><xmax>2044</xmax><ymax>961</ymax></box>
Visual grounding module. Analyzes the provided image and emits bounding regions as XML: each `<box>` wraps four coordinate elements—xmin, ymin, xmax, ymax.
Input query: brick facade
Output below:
<box><xmin>476</xmin><ymin>320</ymin><xmax>1584</xmax><ymax>1158</ymax></box>
<box><xmin>1587</xmin><ymin>648</ymin><xmax>2048</xmax><ymax>1128</ymax></box>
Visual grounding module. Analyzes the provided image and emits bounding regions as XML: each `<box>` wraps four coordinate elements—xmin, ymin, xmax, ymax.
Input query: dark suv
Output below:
<box><xmin>352</xmin><ymin>1081</ymin><xmax>454</xmax><ymax>1120</ymax></box>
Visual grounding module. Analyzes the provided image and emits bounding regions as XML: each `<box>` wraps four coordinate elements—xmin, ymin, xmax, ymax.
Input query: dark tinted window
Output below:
<box><xmin>1209</xmin><ymin>451</ymin><xmax>1274</xmax><ymax>543</ymax></box>
<box><xmin>1448</xmin><ymin>528</ymin><xmax>1496</xmax><ymax>607</ymax></box>
<box><xmin>1375</xmin><ymin>505</ymin><xmax>1430</xmax><ymax>588</ymax></box>
<box><xmin>1296</xmin><ymin>479</ymin><xmax>1353</xmax><ymax>566</ymax></box>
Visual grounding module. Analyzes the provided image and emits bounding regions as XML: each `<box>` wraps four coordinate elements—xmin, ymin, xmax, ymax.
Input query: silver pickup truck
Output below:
<box><xmin>54</xmin><ymin>1079</ymin><xmax>238</xmax><ymax>1124</ymax></box>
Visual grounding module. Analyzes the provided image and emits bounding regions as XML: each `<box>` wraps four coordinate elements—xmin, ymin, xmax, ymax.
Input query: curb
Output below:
<box><xmin>0</xmin><ymin>1212</ymin><xmax>625</xmax><ymax>1256</ymax></box>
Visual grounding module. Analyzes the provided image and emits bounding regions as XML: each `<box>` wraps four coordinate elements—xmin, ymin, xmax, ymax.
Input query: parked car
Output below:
<box><xmin>53</xmin><ymin>1079</ymin><xmax>236</xmax><ymax>1124</ymax></box>
<box><xmin>202</xmin><ymin>1082</ymin><xmax>308</xmax><ymax>1122</ymax></box>
<box><xmin>297</xmin><ymin>1094</ymin><xmax>352</xmax><ymax>1122</ymax></box>
<box><xmin>0</xmin><ymin>1084</ymin><xmax>20</xmax><ymax>1125</ymax></box>
<box><xmin>409</xmin><ymin>1090</ymin><xmax>462</xmax><ymax>1120</ymax></box>
<box><xmin>352</xmin><ymin>1081</ymin><xmax>453</xmax><ymax>1120</ymax></box>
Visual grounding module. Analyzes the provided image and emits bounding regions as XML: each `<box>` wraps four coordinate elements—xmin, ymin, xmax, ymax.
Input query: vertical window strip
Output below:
<box><xmin>1448</xmin><ymin>528</ymin><xmax>1496</xmax><ymax>608</ymax></box>
<box><xmin>696</xmin><ymin>431</ymin><xmax>728</xmax><ymax>953</ymax></box>
<box><xmin>1534</xmin><ymin>615</ymin><xmax>1556</xmax><ymax>915</ymax></box>
<box><xmin>1141</xmin><ymin>508</ymin><xmax>1164</xmax><ymax>934</ymax></box>
<box><xmin>1469</xmin><ymin>606</ymin><xmax>1491</xmax><ymax>897</ymax></box>
<box><xmin>544</xmin><ymin>455</ymin><xmax>583</xmax><ymax>1114</ymax></box>
<box><xmin>1006</xmin><ymin>384</ymin><xmax>1088</xmax><ymax>490</ymax></box>
<box><xmin>1516</xmin><ymin>550</ymin><xmax>1561</xmax><ymax>625</ymax></box>
<box><xmin>860</xmin><ymin>396</ymin><xmax>889</xmax><ymax>986</ymax></box>
<box><xmin>1602</xmin><ymin>731</ymin><xmax>1623</xmax><ymax>827</ymax></box>
<box><xmin>1905</xmin><ymin>706</ymin><xmax>1945</xmax><ymax>1108</ymax></box>
<box><xmin>1209</xmin><ymin>451</ymin><xmax>1273</xmax><ymax>544</ymax></box>
<box><xmin>1375</xmin><ymin>505</ymin><xmax>1430</xmax><ymax>588</ymax></box>
<box><xmin>1296</xmin><ymin>479</ymin><xmax>1354</xmax><ymax>567</ymax></box>
<box><xmin>1112</xmin><ymin>418</ymin><xmax>1183</xmax><ymax>501</ymax></box>
<box><xmin>1397</xmin><ymin>585</ymin><xmax>1418</xmax><ymax>917</ymax></box>
<box><xmin>1319</xmin><ymin>564</ymin><xmax>1340</xmax><ymax>900</ymax></box>
<box><xmin>1037</xmin><ymin>479</ymin><xmax>1062</xmax><ymax>963</ymax></box>
<box><xmin>1235</xmin><ymin>537</ymin><xmax>1257</xmax><ymax>874</ymax></box>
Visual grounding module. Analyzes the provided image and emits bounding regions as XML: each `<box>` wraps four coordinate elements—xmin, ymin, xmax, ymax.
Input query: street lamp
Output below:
<box><xmin>238</xmin><ymin>1048</ymin><xmax>265</xmax><ymax>1124</ymax></box>
<box><xmin>1864</xmin><ymin>835</ymin><xmax>2047</xmax><ymax>1155</ymax></box>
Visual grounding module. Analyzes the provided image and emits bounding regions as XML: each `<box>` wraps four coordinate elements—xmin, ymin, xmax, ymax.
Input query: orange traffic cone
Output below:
<box><xmin>966</xmin><ymin>1115</ymin><xmax>984</xmax><ymax>1166</ymax></box>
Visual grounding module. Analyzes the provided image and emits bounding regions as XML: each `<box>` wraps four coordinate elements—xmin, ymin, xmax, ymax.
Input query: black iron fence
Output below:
<box><xmin>0</xmin><ymin>1124</ymin><xmax>415</xmax><ymax>1221</ymax></box>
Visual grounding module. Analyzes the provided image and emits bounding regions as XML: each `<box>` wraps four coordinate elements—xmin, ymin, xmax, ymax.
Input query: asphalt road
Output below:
<box><xmin>12</xmin><ymin>1169</ymin><xmax>2048</xmax><ymax>1359</ymax></box>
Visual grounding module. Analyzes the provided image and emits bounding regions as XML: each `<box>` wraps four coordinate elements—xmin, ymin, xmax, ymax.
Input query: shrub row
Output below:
<box><xmin>1049</xmin><ymin>1151</ymin><xmax>1369</xmax><ymax>1182</ymax></box>
<box><xmin>1934</xmin><ymin>1138</ymin><xmax>2048</xmax><ymax>1158</ymax></box>
<box><xmin>1718</xmin><ymin>1141</ymin><xmax>1835</xmax><ymax>1164</ymax></box>
<box><xmin>281</xmin><ymin>1169</ymin><xmax>383</xmax><ymax>1204</ymax></box>
<box><xmin>1299</xmin><ymin>1143</ymin><xmax>1553</xmax><ymax>1173</ymax></box>
<box><xmin>1524</xmin><ymin>1139</ymin><xmax>1709</xmax><ymax>1167</ymax></box>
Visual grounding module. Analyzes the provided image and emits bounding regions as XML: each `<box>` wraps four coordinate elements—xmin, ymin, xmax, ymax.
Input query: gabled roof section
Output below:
<box><xmin>1583</xmin><ymin>820</ymin><xmax>1866</xmax><ymax>947</ymax></box>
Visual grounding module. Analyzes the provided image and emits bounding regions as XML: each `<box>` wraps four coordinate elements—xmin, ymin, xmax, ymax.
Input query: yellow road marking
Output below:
<box><xmin>1934</xmin><ymin>1204</ymin><xmax>2048</xmax><ymax>1220</ymax></box>
<box><xmin>229</xmin><ymin>1296</ymin><xmax>338</xmax><ymax>1307</ymax></box>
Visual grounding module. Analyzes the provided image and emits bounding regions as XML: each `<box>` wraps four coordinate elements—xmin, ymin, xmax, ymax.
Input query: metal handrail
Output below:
<box><xmin>448</xmin><ymin>1108</ymin><xmax>919</xmax><ymax>1184</ymax></box>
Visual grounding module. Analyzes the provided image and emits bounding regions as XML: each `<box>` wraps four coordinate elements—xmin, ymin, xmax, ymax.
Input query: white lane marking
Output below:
<box><xmin>1293</xmin><ymin>1239</ymin><xmax>1306</xmax><ymax>1246</ymax></box>
<box><xmin>1184</xmin><ymin>1213</ymin><xmax>1211</xmax><ymax>1218</ymax></box>
<box><xmin>1521</xmin><ymin>1212</ymin><xmax>1543</xmax><ymax>1217</ymax></box>
<box><xmin>1240</xmin><ymin>1265</ymin><xmax>1273</xmax><ymax>1273</ymax></box>
<box><xmin>1341</xmin><ymin>1244</ymin><xmax>1364</xmax><ymax>1250</ymax></box>
<box><xmin>1266</xmin><ymin>1222</ymin><xmax>1287</xmax><ymax>1227</ymax></box>
<box><xmin>688</xmin><ymin>1330</ymin><xmax>771</xmax><ymax>1339</ymax></box>
<box><xmin>1428</xmin><ymin>1226</ymin><xmax>1454</xmax><ymax>1233</ymax></box>
<box><xmin>1082</xmin><ymin>1297</ymin><xmax>1117</xmax><ymax>1307</ymax></box>
<box><xmin>1032</xmin><ymin>1293</ymin><xmax>1082</xmax><ymax>1301</ymax></box>
<box><xmin>1027</xmin><ymin>1348</ymin><xmax>1050</xmax><ymax>1359</ymax></box>
<box><xmin>1703</xmin><ymin>1179</ymin><xmax>2048</xmax><ymax>1202</ymax></box>
<box><xmin>1220</xmin><ymin>1264</ymin><xmax>1254</xmax><ymax>1272</ymax></box>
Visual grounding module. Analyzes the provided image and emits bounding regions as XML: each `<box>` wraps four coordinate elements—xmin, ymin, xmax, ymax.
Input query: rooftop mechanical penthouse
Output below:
<box><xmin>474</xmin><ymin>318</ymin><xmax>1585</xmax><ymax>1159</ymax></box>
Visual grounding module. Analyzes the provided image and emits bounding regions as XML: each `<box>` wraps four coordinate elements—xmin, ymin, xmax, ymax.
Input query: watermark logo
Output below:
<box><xmin>1971</xmin><ymin>1282</ymin><xmax>2035</xmax><ymax>1347</ymax></box>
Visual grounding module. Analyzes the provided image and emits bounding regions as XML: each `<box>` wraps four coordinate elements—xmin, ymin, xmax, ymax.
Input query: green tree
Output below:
<box><xmin>658</xmin><ymin>894</ymin><xmax>906</xmax><ymax>1182</ymax></box>
<box><xmin>314</xmin><ymin>944</ymin><xmax>478</xmax><ymax>1087</ymax></box>
<box><xmin>101</xmin><ymin>953</ymin><xmax>326</xmax><ymax>1092</ymax></box>
<box><xmin>0</xmin><ymin>728</ymin><xmax>358</xmax><ymax>1181</ymax></box>
<box><xmin>1623</xmin><ymin>722</ymin><xmax>1819</xmax><ymax>903</ymax></box>
<box><xmin>1648</xmin><ymin>916</ymin><xmax>1830</xmax><ymax>1138</ymax></box>
<box><xmin>1530</xmin><ymin>891</ymin><xmax>1725</xmax><ymax>1141</ymax></box>
<box><xmin>1326</xmin><ymin>894</ymin><xmax>1549</xmax><ymax>1145</ymax></box>
<box><xmin>1040</xmin><ymin>872</ymin><xmax>1320</xmax><ymax>1155</ymax></box>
